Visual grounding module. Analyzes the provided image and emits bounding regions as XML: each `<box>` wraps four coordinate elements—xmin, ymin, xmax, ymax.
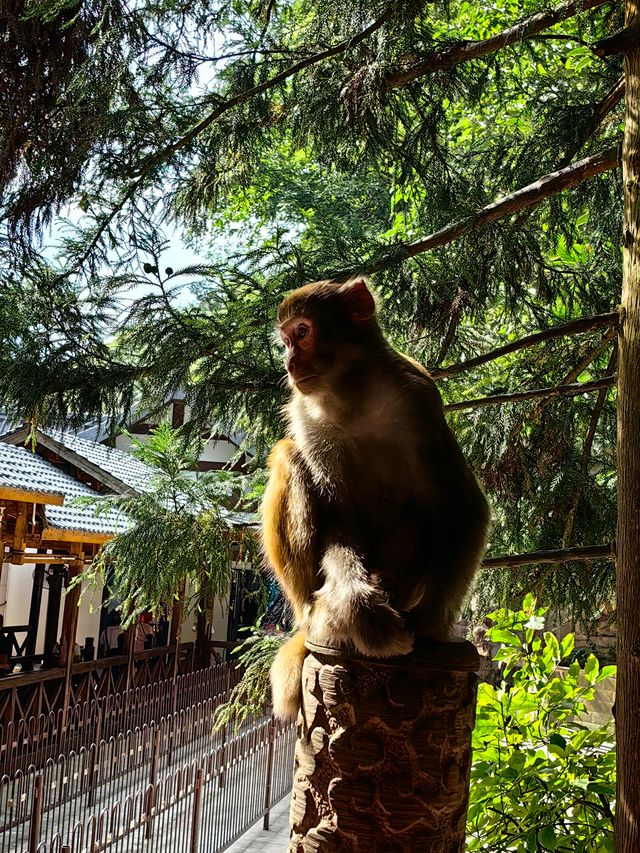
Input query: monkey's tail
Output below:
<box><xmin>270</xmin><ymin>629</ymin><xmax>307</xmax><ymax>721</ymax></box>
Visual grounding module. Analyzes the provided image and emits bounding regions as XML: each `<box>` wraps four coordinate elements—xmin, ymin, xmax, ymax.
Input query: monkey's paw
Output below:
<box><xmin>310</xmin><ymin>588</ymin><xmax>413</xmax><ymax>658</ymax></box>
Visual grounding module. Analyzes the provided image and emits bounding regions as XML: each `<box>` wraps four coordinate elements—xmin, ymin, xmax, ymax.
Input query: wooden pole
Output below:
<box><xmin>24</xmin><ymin>562</ymin><xmax>45</xmax><ymax>663</ymax></box>
<box><xmin>289</xmin><ymin>639</ymin><xmax>479</xmax><ymax>851</ymax></box>
<box><xmin>60</xmin><ymin>544</ymin><xmax>83</xmax><ymax>720</ymax></box>
<box><xmin>615</xmin><ymin>3</ymin><xmax>640</xmax><ymax>847</ymax></box>
<box><xmin>43</xmin><ymin>566</ymin><xmax>65</xmax><ymax>666</ymax></box>
<box><xmin>11</xmin><ymin>503</ymin><xmax>28</xmax><ymax>565</ymax></box>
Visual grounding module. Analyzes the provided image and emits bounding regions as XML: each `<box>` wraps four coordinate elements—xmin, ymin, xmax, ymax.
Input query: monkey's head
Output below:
<box><xmin>277</xmin><ymin>277</ymin><xmax>383</xmax><ymax>395</ymax></box>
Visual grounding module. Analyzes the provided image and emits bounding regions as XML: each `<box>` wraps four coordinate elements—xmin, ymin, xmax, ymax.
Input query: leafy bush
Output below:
<box><xmin>467</xmin><ymin>595</ymin><xmax>615</xmax><ymax>852</ymax></box>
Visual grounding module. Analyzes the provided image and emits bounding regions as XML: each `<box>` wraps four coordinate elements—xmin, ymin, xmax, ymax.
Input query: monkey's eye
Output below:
<box><xmin>296</xmin><ymin>324</ymin><xmax>309</xmax><ymax>341</ymax></box>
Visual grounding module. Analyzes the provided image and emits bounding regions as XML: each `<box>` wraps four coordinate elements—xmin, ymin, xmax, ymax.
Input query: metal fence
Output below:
<box><xmin>0</xmin><ymin>662</ymin><xmax>237</xmax><ymax>777</ymax></box>
<box><xmin>2</xmin><ymin>717</ymin><xmax>295</xmax><ymax>853</ymax></box>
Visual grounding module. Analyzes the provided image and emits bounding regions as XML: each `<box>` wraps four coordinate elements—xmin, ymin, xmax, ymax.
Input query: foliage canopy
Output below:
<box><xmin>0</xmin><ymin>0</ymin><xmax>625</xmax><ymax>620</ymax></box>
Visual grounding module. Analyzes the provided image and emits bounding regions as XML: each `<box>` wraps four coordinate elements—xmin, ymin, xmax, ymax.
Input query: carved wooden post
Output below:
<box><xmin>289</xmin><ymin>639</ymin><xmax>479</xmax><ymax>853</ymax></box>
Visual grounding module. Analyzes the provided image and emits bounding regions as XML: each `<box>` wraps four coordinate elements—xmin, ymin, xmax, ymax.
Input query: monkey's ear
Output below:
<box><xmin>341</xmin><ymin>277</ymin><xmax>376</xmax><ymax>322</ymax></box>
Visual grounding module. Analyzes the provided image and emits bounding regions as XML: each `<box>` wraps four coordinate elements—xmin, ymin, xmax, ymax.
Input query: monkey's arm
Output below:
<box><xmin>311</xmin><ymin>528</ymin><xmax>413</xmax><ymax>658</ymax></box>
<box><xmin>261</xmin><ymin>438</ymin><xmax>319</xmax><ymax>624</ymax></box>
<box><xmin>262</xmin><ymin>439</ymin><xmax>322</xmax><ymax>719</ymax></box>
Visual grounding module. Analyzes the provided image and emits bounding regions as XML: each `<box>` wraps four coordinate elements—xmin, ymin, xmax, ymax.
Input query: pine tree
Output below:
<box><xmin>0</xmin><ymin>0</ymin><xmax>627</xmax><ymax>622</ymax></box>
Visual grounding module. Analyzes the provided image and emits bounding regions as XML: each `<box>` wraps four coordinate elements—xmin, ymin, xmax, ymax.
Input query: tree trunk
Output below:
<box><xmin>615</xmin><ymin>2</ymin><xmax>640</xmax><ymax>848</ymax></box>
<box><xmin>289</xmin><ymin>639</ymin><xmax>479</xmax><ymax>852</ymax></box>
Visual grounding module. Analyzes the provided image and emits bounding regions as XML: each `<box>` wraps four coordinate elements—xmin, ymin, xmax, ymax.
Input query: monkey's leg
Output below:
<box><xmin>310</xmin><ymin>535</ymin><xmax>414</xmax><ymax>658</ymax></box>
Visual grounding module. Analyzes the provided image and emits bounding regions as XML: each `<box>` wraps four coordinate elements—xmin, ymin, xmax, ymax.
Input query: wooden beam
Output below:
<box><xmin>41</xmin><ymin>528</ymin><xmax>113</xmax><ymax>545</ymax></box>
<box><xmin>6</xmin><ymin>554</ymin><xmax>74</xmax><ymax>564</ymax></box>
<box><xmin>0</xmin><ymin>486</ymin><xmax>64</xmax><ymax>505</ymax></box>
<box><xmin>11</xmin><ymin>503</ymin><xmax>29</xmax><ymax>565</ymax></box>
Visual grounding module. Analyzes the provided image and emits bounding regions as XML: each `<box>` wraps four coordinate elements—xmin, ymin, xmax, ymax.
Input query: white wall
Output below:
<box><xmin>115</xmin><ymin>429</ymin><xmax>239</xmax><ymax>468</ymax></box>
<box><xmin>0</xmin><ymin>554</ymin><xmax>102</xmax><ymax>655</ymax></box>
<box><xmin>199</xmin><ymin>439</ymin><xmax>237</xmax><ymax>466</ymax></box>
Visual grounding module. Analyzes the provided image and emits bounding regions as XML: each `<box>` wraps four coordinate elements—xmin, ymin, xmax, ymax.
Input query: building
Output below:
<box><xmin>0</xmin><ymin>403</ymin><xmax>257</xmax><ymax>720</ymax></box>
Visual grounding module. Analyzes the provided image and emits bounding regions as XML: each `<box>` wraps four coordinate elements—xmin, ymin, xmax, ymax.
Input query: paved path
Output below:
<box><xmin>224</xmin><ymin>795</ymin><xmax>291</xmax><ymax>853</ymax></box>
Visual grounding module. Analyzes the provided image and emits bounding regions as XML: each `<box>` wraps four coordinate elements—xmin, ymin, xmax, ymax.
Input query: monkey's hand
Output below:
<box><xmin>310</xmin><ymin>543</ymin><xmax>414</xmax><ymax>658</ymax></box>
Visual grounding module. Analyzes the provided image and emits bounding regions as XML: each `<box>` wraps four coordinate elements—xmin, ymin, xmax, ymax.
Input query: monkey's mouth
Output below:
<box><xmin>293</xmin><ymin>374</ymin><xmax>318</xmax><ymax>386</ymax></box>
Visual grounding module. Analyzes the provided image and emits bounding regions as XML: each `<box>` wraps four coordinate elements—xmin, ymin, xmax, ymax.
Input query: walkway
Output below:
<box><xmin>225</xmin><ymin>795</ymin><xmax>291</xmax><ymax>852</ymax></box>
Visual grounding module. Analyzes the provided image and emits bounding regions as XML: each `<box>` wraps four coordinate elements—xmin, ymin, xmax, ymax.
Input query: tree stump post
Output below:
<box><xmin>289</xmin><ymin>639</ymin><xmax>479</xmax><ymax>852</ymax></box>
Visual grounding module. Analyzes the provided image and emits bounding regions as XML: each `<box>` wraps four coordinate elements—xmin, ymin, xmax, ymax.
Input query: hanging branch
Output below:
<box><xmin>384</xmin><ymin>0</ymin><xmax>609</xmax><ymax>89</ymax></box>
<box><xmin>594</xmin><ymin>22</ymin><xmax>640</xmax><ymax>56</ymax></box>
<box><xmin>482</xmin><ymin>542</ymin><xmax>615</xmax><ymax>569</ymax></box>
<box><xmin>385</xmin><ymin>146</ymin><xmax>620</xmax><ymax>267</ymax></box>
<box><xmin>443</xmin><ymin>375</ymin><xmax>616</xmax><ymax>411</ymax></box>
<box><xmin>559</xmin><ymin>75</ymin><xmax>625</xmax><ymax>169</ymax></box>
<box><xmin>430</xmin><ymin>311</ymin><xmax>619</xmax><ymax>378</ymax></box>
<box><xmin>513</xmin><ymin>76</ymin><xmax>624</xmax><ymax>228</ymax></box>
<box><xmin>562</xmin><ymin>342</ymin><xmax>618</xmax><ymax>546</ymax></box>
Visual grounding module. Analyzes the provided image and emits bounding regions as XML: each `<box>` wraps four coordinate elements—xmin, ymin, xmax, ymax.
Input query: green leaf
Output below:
<box><xmin>538</xmin><ymin>826</ymin><xmax>557</xmax><ymax>850</ymax></box>
<box><xmin>488</xmin><ymin>628</ymin><xmax>521</xmax><ymax>646</ymax></box>
<box><xmin>560</xmin><ymin>634</ymin><xmax>575</xmax><ymax>659</ymax></box>
<box><xmin>584</xmin><ymin>654</ymin><xmax>600</xmax><ymax>684</ymax></box>
<box><xmin>549</xmin><ymin>733</ymin><xmax>567</xmax><ymax>750</ymax></box>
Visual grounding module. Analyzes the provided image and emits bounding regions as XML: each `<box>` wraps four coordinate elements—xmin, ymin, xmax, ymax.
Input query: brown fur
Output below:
<box><xmin>262</xmin><ymin>278</ymin><xmax>490</xmax><ymax>720</ymax></box>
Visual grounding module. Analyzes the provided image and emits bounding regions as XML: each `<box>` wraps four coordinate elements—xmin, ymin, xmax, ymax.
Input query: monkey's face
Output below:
<box><xmin>279</xmin><ymin>316</ymin><xmax>334</xmax><ymax>393</ymax></box>
<box><xmin>277</xmin><ymin>278</ymin><xmax>381</xmax><ymax>395</ymax></box>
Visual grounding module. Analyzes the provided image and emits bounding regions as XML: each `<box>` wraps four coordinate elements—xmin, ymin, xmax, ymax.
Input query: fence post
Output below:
<box><xmin>263</xmin><ymin>717</ymin><xmax>276</xmax><ymax>831</ymax></box>
<box><xmin>190</xmin><ymin>767</ymin><xmax>204</xmax><ymax>853</ymax></box>
<box><xmin>145</xmin><ymin>728</ymin><xmax>161</xmax><ymax>841</ymax></box>
<box><xmin>218</xmin><ymin>722</ymin><xmax>227</xmax><ymax>790</ymax></box>
<box><xmin>87</xmin><ymin>709</ymin><xmax>103</xmax><ymax>807</ymax></box>
<box><xmin>28</xmin><ymin>774</ymin><xmax>44</xmax><ymax>853</ymax></box>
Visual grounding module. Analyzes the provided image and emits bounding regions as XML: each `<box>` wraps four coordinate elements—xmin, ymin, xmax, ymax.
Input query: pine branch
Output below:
<box><xmin>397</xmin><ymin>145</ymin><xmax>620</xmax><ymax>262</ymax></box>
<box><xmin>482</xmin><ymin>543</ymin><xmax>615</xmax><ymax>569</ymax></box>
<box><xmin>58</xmin><ymin>4</ymin><xmax>399</xmax><ymax>277</ymax></box>
<box><xmin>328</xmin><ymin>145</ymin><xmax>621</xmax><ymax>280</ymax></box>
<box><xmin>384</xmin><ymin>0</ymin><xmax>610</xmax><ymax>90</ymax></box>
<box><xmin>443</xmin><ymin>375</ymin><xmax>616</xmax><ymax>411</ymax></box>
<box><xmin>431</xmin><ymin>311</ymin><xmax>619</xmax><ymax>378</ymax></box>
<box><xmin>512</xmin><ymin>75</ymin><xmax>624</xmax><ymax>226</ymax></box>
<box><xmin>144</xmin><ymin>4</ymin><xmax>399</xmax><ymax>170</ymax></box>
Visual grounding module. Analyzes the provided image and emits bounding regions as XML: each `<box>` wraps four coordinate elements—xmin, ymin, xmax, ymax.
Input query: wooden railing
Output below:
<box><xmin>0</xmin><ymin>642</ymin><xmax>230</xmax><ymax>726</ymax></box>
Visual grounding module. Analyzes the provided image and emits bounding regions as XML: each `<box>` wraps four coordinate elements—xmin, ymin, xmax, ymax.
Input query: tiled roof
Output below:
<box><xmin>0</xmin><ymin>410</ymin><xmax>22</xmax><ymax>438</ymax></box>
<box><xmin>0</xmin><ymin>442</ymin><xmax>68</xmax><ymax>498</ymax></box>
<box><xmin>40</xmin><ymin>429</ymin><xmax>154</xmax><ymax>494</ymax></box>
<box><xmin>0</xmin><ymin>443</ymin><xmax>129</xmax><ymax>535</ymax></box>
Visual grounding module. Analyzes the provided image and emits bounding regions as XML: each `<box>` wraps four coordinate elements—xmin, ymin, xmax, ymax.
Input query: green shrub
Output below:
<box><xmin>467</xmin><ymin>594</ymin><xmax>615</xmax><ymax>852</ymax></box>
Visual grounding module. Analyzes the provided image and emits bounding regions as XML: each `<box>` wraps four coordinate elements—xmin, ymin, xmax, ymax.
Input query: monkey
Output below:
<box><xmin>262</xmin><ymin>277</ymin><xmax>490</xmax><ymax>720</ymax></box>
